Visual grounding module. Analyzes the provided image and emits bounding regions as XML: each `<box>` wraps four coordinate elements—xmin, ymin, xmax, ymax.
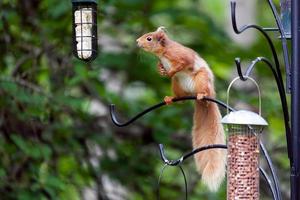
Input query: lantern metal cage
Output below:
<box><xmin>72</xmin><ymin>0</ymin><xmax>98</xmax><ymax>61</ymax></box>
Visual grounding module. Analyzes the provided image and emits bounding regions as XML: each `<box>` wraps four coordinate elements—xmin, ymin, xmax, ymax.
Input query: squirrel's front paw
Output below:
<box><xmin>167</xmin><ymin>70</ymin><xmax>176</xmax><ymax>78</ymax></box>
<box><xmin>157</xmin><ymin>63</ymin><xmax>168</xmax><ymax>76</ymax></box>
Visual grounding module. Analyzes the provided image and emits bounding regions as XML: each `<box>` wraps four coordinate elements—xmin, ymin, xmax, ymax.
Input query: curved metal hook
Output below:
<box><xmin>236</xmin><ymin>56</ymin><xmax>280</xmax><ymax>83</ymax></box>
<box><xmin>158</xmin><ymin>143</ymin><xmax>228</xmax><ymax>166</ymax></box>
<box><xmin>245</xmin><ymin>57</ymin><xmax>266</xmax><ymax>77</ymax></box>
<box><xmin>158</xmin><ymin>144</ymin><xmax>182</xmax><ymax>166</ymax></box>
<box><xmin>235</xmin><ymin>57</ymin><xmax>247</xmax><ymax>81</ymax></box>
<box><xmin>235</xmin><ymin>57</ymin><xmax>268</xmax><ymax>82</ymax></box>
<box><xmin>230</xmin><ymin>1</ymin><xmax>287</xmax><ymax>94</ymax></box>
<box><xmin>231</xmin><ymin>1</ymin><xmax>240</xmax><ymax>34</ymax></box>
<box><xmin>110</xmin><ymin>102</ymin><xmax>165</xmax><ymax>127</ymax></box>
<box><xmin>234</xmin><ymin>56</ymin><xmax>291</xmax><ymax>155</ymax></box>
<box><xmin>110</xmin><ymin>96</ymin><xmax>234</xmax><ymax>127</ymax></box>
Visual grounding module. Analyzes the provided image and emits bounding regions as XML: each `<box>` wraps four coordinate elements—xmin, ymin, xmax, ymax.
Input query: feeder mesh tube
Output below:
<box><xmin>227</xmin><ymin>125</ymin><xmax>260</xmax><ymax>200</ymax></box>
<box><xmin>74</xmin><ymin>8</ymin><xmax>93</xmax><ymax>59</ymax></box>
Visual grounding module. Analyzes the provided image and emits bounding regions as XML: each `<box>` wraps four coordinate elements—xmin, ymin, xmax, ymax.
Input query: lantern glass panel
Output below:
<box><xmin>72</xmin><ymin>2</ymin><xmax>98</xmax><ymax>61</ymax></box>
<box><xmin>280</xmin><ymin>0</ymin><xmax>291</xmax><ymax>37</ymax></box>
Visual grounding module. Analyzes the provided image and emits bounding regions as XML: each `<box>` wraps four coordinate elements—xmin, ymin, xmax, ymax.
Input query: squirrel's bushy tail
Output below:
<box><xmin>192</xmin><ymin>101</ymin><xmax>226</xmax><ymax>192</ymax></box>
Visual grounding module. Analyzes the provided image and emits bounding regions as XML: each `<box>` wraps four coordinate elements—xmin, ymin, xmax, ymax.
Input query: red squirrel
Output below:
<box><xmin>136</xmin><ymin>27</ymin><xmax>226</xmax><ymax>191</ymax></box>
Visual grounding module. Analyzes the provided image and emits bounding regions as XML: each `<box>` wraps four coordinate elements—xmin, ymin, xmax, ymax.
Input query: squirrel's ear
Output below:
<box><xmin>155</xmin><ymin>31</ymin><xmax>166</xmax><ymax>46</ymax></box>
<box><xmin>156</xmin><ymin>26</ymin><xmax>167</xmax><ymax>33</ymax></box>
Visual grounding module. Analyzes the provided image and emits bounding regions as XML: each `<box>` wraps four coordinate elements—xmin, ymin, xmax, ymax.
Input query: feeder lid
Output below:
<box><xmin>221</xmin><ymin>110</ymin><xmax>268</xmax><ymax>126</ymax></box>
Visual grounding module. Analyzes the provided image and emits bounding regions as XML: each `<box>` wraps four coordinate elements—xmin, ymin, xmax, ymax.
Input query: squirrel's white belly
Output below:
<box><xmin>160</xmin><ymin>57</ymin><xmax>195</xmax><ymax>93</ymax></box>
<box><xmin>176</xmin><ymin>72</ymin><xmax>195</xmax><ymax>94</ymax></box>
<box><xmin>160</xmin><ymin>57</ymin><xmax>172</xmax><ymax>71</ymax></box>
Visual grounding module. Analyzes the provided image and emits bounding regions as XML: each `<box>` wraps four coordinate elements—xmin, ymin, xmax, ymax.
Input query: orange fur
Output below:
<box><xmin>172</xmin><ymin>78</ymin><xmax>189</xmax><ymax>97</ymax></box>
<box><xmin>137</xmin><ymin>27</ymin><xmax>226</xmax><ymax>191</ymax></box>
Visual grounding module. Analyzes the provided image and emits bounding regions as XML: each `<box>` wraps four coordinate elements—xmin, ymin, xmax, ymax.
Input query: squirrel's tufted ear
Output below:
<box><xmin>156</xmin><ymin>26</ymin><xmax>167</xmax><ymax>33</ymax></box>
<box><xmin>155</xmin><ymin>31</ymin><xmax>166</xmax><ymax>46</ymax></box>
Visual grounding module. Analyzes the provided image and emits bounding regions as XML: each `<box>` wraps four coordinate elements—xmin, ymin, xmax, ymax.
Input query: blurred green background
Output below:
<box><xmin>0</xmin><ymin>0</ymin><xmax>290</xmax><ymax>199</ymax></box>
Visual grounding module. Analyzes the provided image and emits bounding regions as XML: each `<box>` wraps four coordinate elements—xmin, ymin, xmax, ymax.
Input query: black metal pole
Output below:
<box><xmin>291</xmin><ymin>0</ymin><xmax>300</xmax><ymax>199</ymax></box>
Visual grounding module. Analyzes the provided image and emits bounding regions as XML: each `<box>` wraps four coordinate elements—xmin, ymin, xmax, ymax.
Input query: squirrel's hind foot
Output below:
<box><xmin>196</xmin><ymin>93</ymin><xmax>207</xmax><ymax>100</ymax></box>
<box><xmin>164</xmin><ymin>96</ymin><xmax>174</xmax><ymax>105</ymax></box>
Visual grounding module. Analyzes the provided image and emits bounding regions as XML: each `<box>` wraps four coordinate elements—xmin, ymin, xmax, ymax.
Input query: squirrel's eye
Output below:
<box><xmin>146</xmin><ymin>37</ymin><xmax>152</xmax><ymax>41</ymax></box>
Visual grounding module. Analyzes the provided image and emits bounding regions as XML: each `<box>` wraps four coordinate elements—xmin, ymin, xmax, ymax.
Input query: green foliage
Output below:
<box><xmin>0</xmin><ymin>0</ymin><xmax>289</xmax><ymax>199</ymax></box>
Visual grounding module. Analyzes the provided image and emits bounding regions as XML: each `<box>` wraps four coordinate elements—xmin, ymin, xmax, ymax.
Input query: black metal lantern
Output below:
<box><xmin>280</xmin><ymin>0</ymin><xmax>291</xmax><ymax>38</ymax></box>
<box><xmin>72</xmin><ymin>0</ymin><xmax>98</xmax><ymax>61</ymax></box>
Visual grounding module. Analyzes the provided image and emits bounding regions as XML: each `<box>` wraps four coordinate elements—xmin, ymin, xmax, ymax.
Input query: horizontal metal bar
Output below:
<box><xmin>263</xmin><ymin>27</ymin><xmax>280</xmax><ymax>31</ymax></box>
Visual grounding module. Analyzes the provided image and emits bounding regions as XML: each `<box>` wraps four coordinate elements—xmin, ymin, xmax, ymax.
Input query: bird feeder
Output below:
<box><xmin>222</xmin><ymin>77</ymin><xmax>268</xmax><ymax>200</ymax></box>
<box><xmin>222</xmin><ymin>110</ymin><xmax>268</xmax><ymax>200</ymax></box>
<box><xmin>280</xmin><ymin>0</ymin><xmax>291</xmax><ymax>38</ymax></box>
<box><xmin>71</xmin><ymin>0</ymin><xmax>98</xmax><ymax>61</ymax></box>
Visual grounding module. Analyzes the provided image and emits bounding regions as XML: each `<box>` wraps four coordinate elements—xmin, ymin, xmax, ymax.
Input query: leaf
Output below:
<box><xmin>59</xmin><ymin>184</ymin><xmax>80</xmax><ymax>200</ymax></box>
<box><xmin>57</xmin><ymin>156</ymin><xmax>77</xmax><ymax>176</ymax></box>
<box><xmin>39</xmin><ymin>162</ymin><xmax>49</xmax><ymax>185</ymax></box>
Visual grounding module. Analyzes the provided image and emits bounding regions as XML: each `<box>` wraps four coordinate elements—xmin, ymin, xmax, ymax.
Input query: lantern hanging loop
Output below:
<box><xmin>226</xmin><ymin>76</ymin><xmax>262</xmax><ymax>115</ymax></box>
